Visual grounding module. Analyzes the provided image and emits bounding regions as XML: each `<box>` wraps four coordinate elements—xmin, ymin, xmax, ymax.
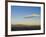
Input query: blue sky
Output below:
<box><xmin>11</xmin><ymin>6</ymin><xmax>41</xmax><ymax>25</ymax></box>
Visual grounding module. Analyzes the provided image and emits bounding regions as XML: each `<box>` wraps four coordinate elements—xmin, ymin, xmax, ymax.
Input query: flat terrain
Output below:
<box><xmin>11</xmin><ymin>24</ymin><xmax>41</xmax><ymax>31</ymax></box>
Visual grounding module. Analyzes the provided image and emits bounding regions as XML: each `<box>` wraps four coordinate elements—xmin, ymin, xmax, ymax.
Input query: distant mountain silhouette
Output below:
<box><xmin>11</xmin><ymin>24</ymin><xmax>41</xmax><ymax>31</ymax></box>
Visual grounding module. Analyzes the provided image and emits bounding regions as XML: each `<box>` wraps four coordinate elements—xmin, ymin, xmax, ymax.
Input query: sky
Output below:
<box><xmin>11</xmin><ymin>6</ymin><xmax>41</xmax><ymax>25</ymax></box>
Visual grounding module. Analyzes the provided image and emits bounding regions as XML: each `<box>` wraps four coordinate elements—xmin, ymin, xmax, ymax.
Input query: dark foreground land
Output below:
<box><xmin>11</xmin><ymin>24</ymin><xmax>41</xmax><ymax>31</ymax></box>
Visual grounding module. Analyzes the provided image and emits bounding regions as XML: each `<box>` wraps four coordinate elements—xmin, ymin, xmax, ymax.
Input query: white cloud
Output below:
<box><xmin>24</xmin><ymin>13</ymin><xmax>40</xmax><ymax>18</ymax></box>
